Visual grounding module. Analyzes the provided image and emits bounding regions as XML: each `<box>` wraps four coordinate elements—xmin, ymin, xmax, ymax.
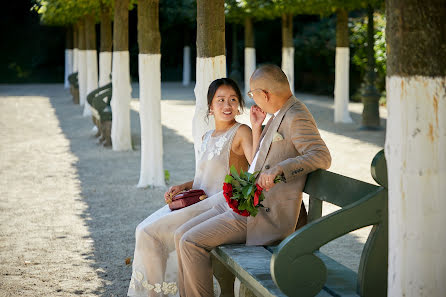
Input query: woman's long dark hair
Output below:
<box><xmin>206</xmin><ymin>78</ymin><xmax>245</xmax><ymax>119</ymax></box>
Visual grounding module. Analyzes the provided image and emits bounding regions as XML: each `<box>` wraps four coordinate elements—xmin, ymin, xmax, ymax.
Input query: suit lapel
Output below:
<box><xmin>254</xmin><ymin>96</ymin><xmax>297</xmax><ymax>172</ymax></box>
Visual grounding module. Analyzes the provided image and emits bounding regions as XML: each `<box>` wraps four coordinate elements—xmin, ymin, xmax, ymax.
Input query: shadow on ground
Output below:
<box><xmin>49</xmin><ymin>90</ymin><xmax>195</xmax><ymax>296</ymax></box>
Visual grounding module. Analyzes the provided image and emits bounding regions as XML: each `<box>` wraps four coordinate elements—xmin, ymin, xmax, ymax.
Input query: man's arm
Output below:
<box><xmin>276</xmin><ymin>110</ymin><xmax>331</xmax><ymax>182</ymax></box>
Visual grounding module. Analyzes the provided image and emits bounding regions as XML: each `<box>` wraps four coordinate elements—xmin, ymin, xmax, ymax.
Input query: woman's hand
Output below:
<box><xmin>164</xmin><ymin>184</ymin><xmax>185</xmax><ymax>203</ymax></box>
<box><xmin>250</xmin><ymin>105</ymin><xmax>266</xmax><ymax>129</ymax></box>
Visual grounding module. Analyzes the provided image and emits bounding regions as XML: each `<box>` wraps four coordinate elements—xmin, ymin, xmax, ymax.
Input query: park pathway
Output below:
<box><xmin>0</xmin><ymin>83</ymin><xmax>386</xmax><ymax>296</ymax></box>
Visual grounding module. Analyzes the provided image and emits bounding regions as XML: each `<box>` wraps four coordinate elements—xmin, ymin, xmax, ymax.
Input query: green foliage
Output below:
<box><xmin>350</xmin><ymin>12</ymin><xmax>386</xmax><ymax>101</ymax></box>
<box><xmin>293</xmin><ymin>17</ymin><xmax>336</xmax><ymax>94</ymax></box>
<box><xmin>225</xmin><ymin>0</ymin><xmax>384</xmax><ymax>23</ymax></box>
<box><xmin>164</xmin><ymin>169</ymin><xmax>170</xmax><ymax>184</ymax></box>
<box><xmin>160</xmin><ymin>0</ymin><xmax>195</xmax><ymax>27</ymax></box>
<box><xmin>32</xmin><ymin>0</ymin><xmax>136</xmax><ymax>26</ymax></box>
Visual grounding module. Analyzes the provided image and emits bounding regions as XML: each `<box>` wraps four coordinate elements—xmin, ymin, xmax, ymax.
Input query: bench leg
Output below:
<box><xmin>92</xmin><ymin>117</ymin><xmax>101</xmax><ymax>138</ymax></box>
<box><xmin>212</xmin><ymin>254</ymin><xmax>235</xmax><ymax>297</ymax></box>
<box><xmin>102</xmin><ymin>121</ymin><xmax>112</xmax><ymax>147</ymax></box>
<box><xmin>71</xmin><ymin>86</ymin><xmax>79</xmax><ymax>104</ymax></box>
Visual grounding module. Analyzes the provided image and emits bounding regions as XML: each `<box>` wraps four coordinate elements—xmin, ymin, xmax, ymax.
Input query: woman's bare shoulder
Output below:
<box><xmin>235</xmin><ymin>124</ymin><xmax>252</xmax><ymax>137</ymax></box>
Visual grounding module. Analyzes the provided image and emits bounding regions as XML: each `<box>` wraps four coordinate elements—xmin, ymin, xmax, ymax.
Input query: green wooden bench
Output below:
<box><xmin>212</xmin><ymin>149</ymin><xmax>388</xmax><ymax>297</ymax></box>
<box><xmin>86</xmin><ymin>82</ymin><xmax>113</xmax><ymax>147</ymax></box>
<box><xmin>68</xmin><ymin>72</ymin><xmax>79</xmax><ymax>104</ymax></box>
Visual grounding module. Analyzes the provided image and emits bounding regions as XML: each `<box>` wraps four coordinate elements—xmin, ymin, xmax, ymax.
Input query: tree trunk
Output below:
<box><xmin>84</xmin><ymin>14</ymin><xmax>98</xmax><ymax>117</ymax></box>
<box><xmin>111</xmin><ymin>0</ymin><xmax>132</xmax><ymax>151</ymax></box>
<box><xmin>182</xmin><ymin>29</ymin><xmax>191</xmax><ymax>86</ymax></box>
<box><xmin>334</xmin><ymin>9</ymin><xmax>353</xmax><ymax>123</ymax></box>
<box><xmin>137</xmin><ymin>0</ymin><xmax>164</xmax><ymax>187</ymax></box>
<box><xmin>385</xmin><ymin>0</ymin><xmax>446</xmax><ymax>296</ymax></box>
<box><xmin>229</xmin><ymin>24</ymin><xmax>241</xmax><ymax>86</ymax></box>
<box><xmin>99</xmin><ymin>5</ymin><xmax>112</xmax><ymax>86</ymax></box>
<box><xmin>73</xmin><ymin>24</ymin><xmax>79</xmax><ymax>74</ymax></box>
<box><xmin>78</xmin><ymin>18</ymin><xmax>88</xmax><ymax>107</ymax></box>
<box><xmin>244</xmin><ymin>17</ymin><xmax>256</xmax><ymax>100</ymax></box>
<box><xmin>361</xmin><ymin>5</ymin><xmax>381</xmax><ymax>129</ymax></box>
<box><xmin>193</xmin><ymin>0</ymin><xmax>226</xmax><ymax>161</ymax></box>
<box><xmin>281</xmin><ymin>13</ymin><xmax>294</xmax><ymax>94</ymax></box>
<box><xmin>64</xmin><ymin>26</ymin><xmax>73</xmax><ymax>89</ymax></box>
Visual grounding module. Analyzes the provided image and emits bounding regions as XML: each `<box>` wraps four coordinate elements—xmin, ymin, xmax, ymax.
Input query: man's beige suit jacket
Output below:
<box><xmin>247</xmin><ymin>95</ymin><xmax>331</xmax><ymax>246</ymax></box>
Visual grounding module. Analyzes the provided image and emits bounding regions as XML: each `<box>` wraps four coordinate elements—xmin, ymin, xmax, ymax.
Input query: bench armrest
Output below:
<box><xmin>87</xmin><ymin>83</ymin><xmax>113</xmax><ymax>105</ymax></box>
<box><xmin>270</xmin><ymin>188</ymin><xmax>387</xmax><ymax>297</ymax></box>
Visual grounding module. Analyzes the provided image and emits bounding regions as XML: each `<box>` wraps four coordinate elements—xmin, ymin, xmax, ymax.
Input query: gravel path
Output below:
<box><xmin>0</xmin><ymin>83</ymin><xmax>386</xmax><ymax>296</ymax></box>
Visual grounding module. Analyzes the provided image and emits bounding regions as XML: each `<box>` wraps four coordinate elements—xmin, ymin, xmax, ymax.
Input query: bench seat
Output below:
<box><xmin>212</xmin><ymin>150</ymin><xmax>388</xmax><ymax>297</ymax></box>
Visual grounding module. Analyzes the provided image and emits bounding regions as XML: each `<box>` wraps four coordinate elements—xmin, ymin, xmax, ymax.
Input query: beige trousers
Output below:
<box><xmin>174</xmin><ymin>202</ymin><xmax>247</xmax><ymax>297</ymax></box>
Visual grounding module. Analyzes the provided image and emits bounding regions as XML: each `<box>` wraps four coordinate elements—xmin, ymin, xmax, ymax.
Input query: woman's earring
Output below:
<box><xmin>209</xmin><ymin>109</ymin><xmax>214</xmax><ymax>115</ymax></box>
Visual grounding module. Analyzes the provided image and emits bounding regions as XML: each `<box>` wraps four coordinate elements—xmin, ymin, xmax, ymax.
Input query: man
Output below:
<box><xmin>174</xmin><ymin>64</ymin><xmax>331</xmax><ymax>297</ymax></box>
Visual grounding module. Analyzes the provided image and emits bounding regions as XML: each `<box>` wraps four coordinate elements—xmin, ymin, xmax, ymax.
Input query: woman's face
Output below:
<box><xmin>210</xmin><ymin>85</ymin><xmax>240</xmax><ymax>122</ymax></box>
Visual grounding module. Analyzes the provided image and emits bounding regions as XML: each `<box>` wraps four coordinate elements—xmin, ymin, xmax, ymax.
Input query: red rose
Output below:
<box><xmin>256</xmin><ymin>184</ymin><xmax>263</xmax><ymax>192</ymax></box>
<box><xmin>253</xmin><ymin>191</ymin><xmax>260</xmax><ymax>206</ymax></box>
<box><xmin>223</xmin><ymin>183</ymin><xmax>233</xmax><ymax>199</ymax></box>
<box><xmin>239</xmin><ymin>210</ymin><xmax>250</xmax><ymax>217</ymax></box>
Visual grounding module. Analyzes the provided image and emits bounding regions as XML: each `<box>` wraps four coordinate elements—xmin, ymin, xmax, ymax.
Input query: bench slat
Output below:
<box><xmin>212</xmin><ymin>245</ymin><xmax>286</xmax><ymax>297</ymax></box>
<box><xmin>304</xmin><ymin>170</ymin><xmax>378</xmax><ymax>207</ymax></box>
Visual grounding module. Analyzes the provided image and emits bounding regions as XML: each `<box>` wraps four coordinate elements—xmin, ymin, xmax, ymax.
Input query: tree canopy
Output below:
<box><xmin>225</xmin><ymin>0</ymin><xmax>384</xmax><ymax>23</ymax></box>
<box><xmin>32</xmin><ymin>0</ymin><xmax>137</xmax><ymax>26</ymax></box>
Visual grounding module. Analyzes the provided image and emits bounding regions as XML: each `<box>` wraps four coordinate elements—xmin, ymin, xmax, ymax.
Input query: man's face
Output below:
<box><xmin>248</xmin><ymin>80</ymin><xmax>268</xmax><ymax>112</ymax></box>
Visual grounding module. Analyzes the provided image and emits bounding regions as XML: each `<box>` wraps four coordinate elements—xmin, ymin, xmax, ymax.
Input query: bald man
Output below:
<box><xmin>175</xmin><ymin>64</ymin><xmax>331</xmax><ymax>297</ymax></box>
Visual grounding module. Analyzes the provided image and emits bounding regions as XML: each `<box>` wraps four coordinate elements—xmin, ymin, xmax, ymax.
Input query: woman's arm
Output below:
<box><xmin>164</xmin><ymin>180</ymin><xmax>194</xmax><ymax>202</ymax></box>
<box><xmin>250</xmin><ymin>105</ymin><xmax>267</xmax><ymax>162</ymax></box>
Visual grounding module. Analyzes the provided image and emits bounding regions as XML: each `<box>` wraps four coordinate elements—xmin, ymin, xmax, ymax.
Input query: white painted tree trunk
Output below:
<box><xmin>99</xmin><ymin>51</ymin><xmax>112</xmax><ymax>86</ymax></box>
<box><xmin>84</xmin><ymin>49</ymin><xmax>98</xmax><ymax>117</ymax></box>
<box><xmin>281</xmin><ymin>47</ymin><xmax>295</xmax><ymax>94</ymax></box>
<box><xmin>137</xmin><ymin>54</ymin><xmax>165</xmax><ymax>188</ymax></box>
<box><xmin>244</xmin><ymin>47</ymin><xmax>256</xmax><ymax>99</ymax></box>
<box><xmin>386</xmin><ymin>76</ymin><xmax>446</xmax><ymax>297</ymax></box>
<box><xmin>182</xmin><ymin>46</ymin><xmax>191</xmax><ymax>86</ymax></box>
<box><xmin>111</xmin><ymin>51</ymin><xmax>133</xmax><ymax>151</ymax></box>
<box><xmin>334</xmin><ymin>47</ymin><xmax>353</xmax><ymax>123</ymax></box>
<box><xmin>78</xmin><ymin>49</ymin><xmax>88</xmax><ymax>107</ymax></box>
<box><xmin>193</xmin><ymin>55</ymin><xmax>226</xmax><ymax>161</ymax></box>
<box><xmin>73</xmin><ymin>48</ymin><xmax>79</xmax><ymax>73</ymax></box>
<box><xmin>64</xmin><ymin>49</ymin><xmax>73</xmax><ymax>89</ymax></box>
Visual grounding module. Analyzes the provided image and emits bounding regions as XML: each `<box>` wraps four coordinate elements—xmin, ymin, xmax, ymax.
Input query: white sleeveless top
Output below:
<box><xmin>192</xmin><ymin>123</ymin><xmax>242</xmax><ymax>197</ymax></box>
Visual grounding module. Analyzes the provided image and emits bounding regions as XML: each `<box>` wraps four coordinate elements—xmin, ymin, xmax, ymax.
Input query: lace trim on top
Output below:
<box><xmin>129</xmin><ymin>270</ymin><xmax>178</xmax><ymax>295</ymax></box>
<box><xmin>197</xmin><ymin>124</ymin><xmax>239</xmax><ymax>162</ymax></box>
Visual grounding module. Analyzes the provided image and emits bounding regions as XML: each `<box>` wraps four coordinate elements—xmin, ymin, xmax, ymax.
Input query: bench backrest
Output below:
<box><xmin>306</xmin><ymin>150</ymin><xmax>388</xmax><ymax>297</ymax></box>
<box><xmin>271</xmin><ymin>150</ymin><xmax>388</xmax><ymax>297</ymax></box>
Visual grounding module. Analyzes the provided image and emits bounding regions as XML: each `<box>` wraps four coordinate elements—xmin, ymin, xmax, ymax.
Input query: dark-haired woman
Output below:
<box><xmin>128</xmin><ymin>78</ymin><xmax>254</xmax><ymax>297</ymax></box>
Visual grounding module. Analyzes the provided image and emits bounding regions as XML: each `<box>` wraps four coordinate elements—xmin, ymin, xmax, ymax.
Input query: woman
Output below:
<box><xmin>128</xmin><ymin>78</ymin><xmax>254</xmax><ymax>297</ymax></box>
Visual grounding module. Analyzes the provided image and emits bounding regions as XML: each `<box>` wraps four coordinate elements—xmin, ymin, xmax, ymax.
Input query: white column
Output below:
<box><xmin>64</xmin><ymin>49</ymin><xmax>73</xmax><ymax>89</ymax></box>
<box><xmin>78</xmin><ymin>49</ymin><xmax>88</xmax><ymax>106</ymax></box>
<box><xmin>137</xmin><ymin>53</ymin><xmax>165</xmax><ymax>188</ymax></box>
<box><xmin>73</xmin><ymin>48</ymin><xmax>79</xmax><ymax>73</ymax></box>
<box><xmin>386</xmin><ymin>76</ymin><xmax>446</xmax><ymax>297</ymax></box>
<box><xmin>334</xmin><ymin>47</ymin><xmax>353</xmax><ymax>123</ymax></box>
<box><xmin>84</xmin><ymin>49</ymin><xmax>98</xmax><ymax>117</ymax></box>
<box><xmin>244</xmin><ymin>47</ymin><xmax>256</xmax><ymax>99</ymax></box>
<box><xmin>281</xmin><ymin>47</ymin><xmax>295</xmax><ymax>94</ymax></box>
<box><xmin>111</xmin><ymin>51</ymin><xmax>133</xmax><ymax>151</ymax></box>
<box><xmin>182</xmin><ymin>46</ymin><xmax>191</xmax><ymax>86</ymax></box>
<box><xmin>99</xmin><ymin>51</ymin><xmax>112</xmax><ymax>87</ymax></box>
<box><xmin>193</xmin><ymin>55</ymin><xmax>226</xmax><ymax>161</ymax></box>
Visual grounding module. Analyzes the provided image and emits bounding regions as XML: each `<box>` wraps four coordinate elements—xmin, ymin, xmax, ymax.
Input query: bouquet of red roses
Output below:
<box><xmin>223</xmin><ymin>165</ymin><xmax>285</xmax><ymax>217</ymax></box>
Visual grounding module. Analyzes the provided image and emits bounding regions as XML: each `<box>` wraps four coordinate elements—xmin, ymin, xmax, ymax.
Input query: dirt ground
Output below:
<box><xmin>0</xmin><ymin>83</ymin><xmax>386</xmax><ymax>296</ymax></box>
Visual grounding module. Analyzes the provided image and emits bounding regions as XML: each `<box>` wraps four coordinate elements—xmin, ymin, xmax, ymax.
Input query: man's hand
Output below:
<box><xmin>164</xmin><ymin>184</ymin><xmax>185</xmax><ymax>203</ymax></box>
<box><xmin>250</xmin><ymin>105</ymin><xmax>266</xmax><ymax>129</ymax></box>
<box><xmin>258</xmin><ymin>166</ymin><xmax>283</xmax><ymax>191</ymax></box>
